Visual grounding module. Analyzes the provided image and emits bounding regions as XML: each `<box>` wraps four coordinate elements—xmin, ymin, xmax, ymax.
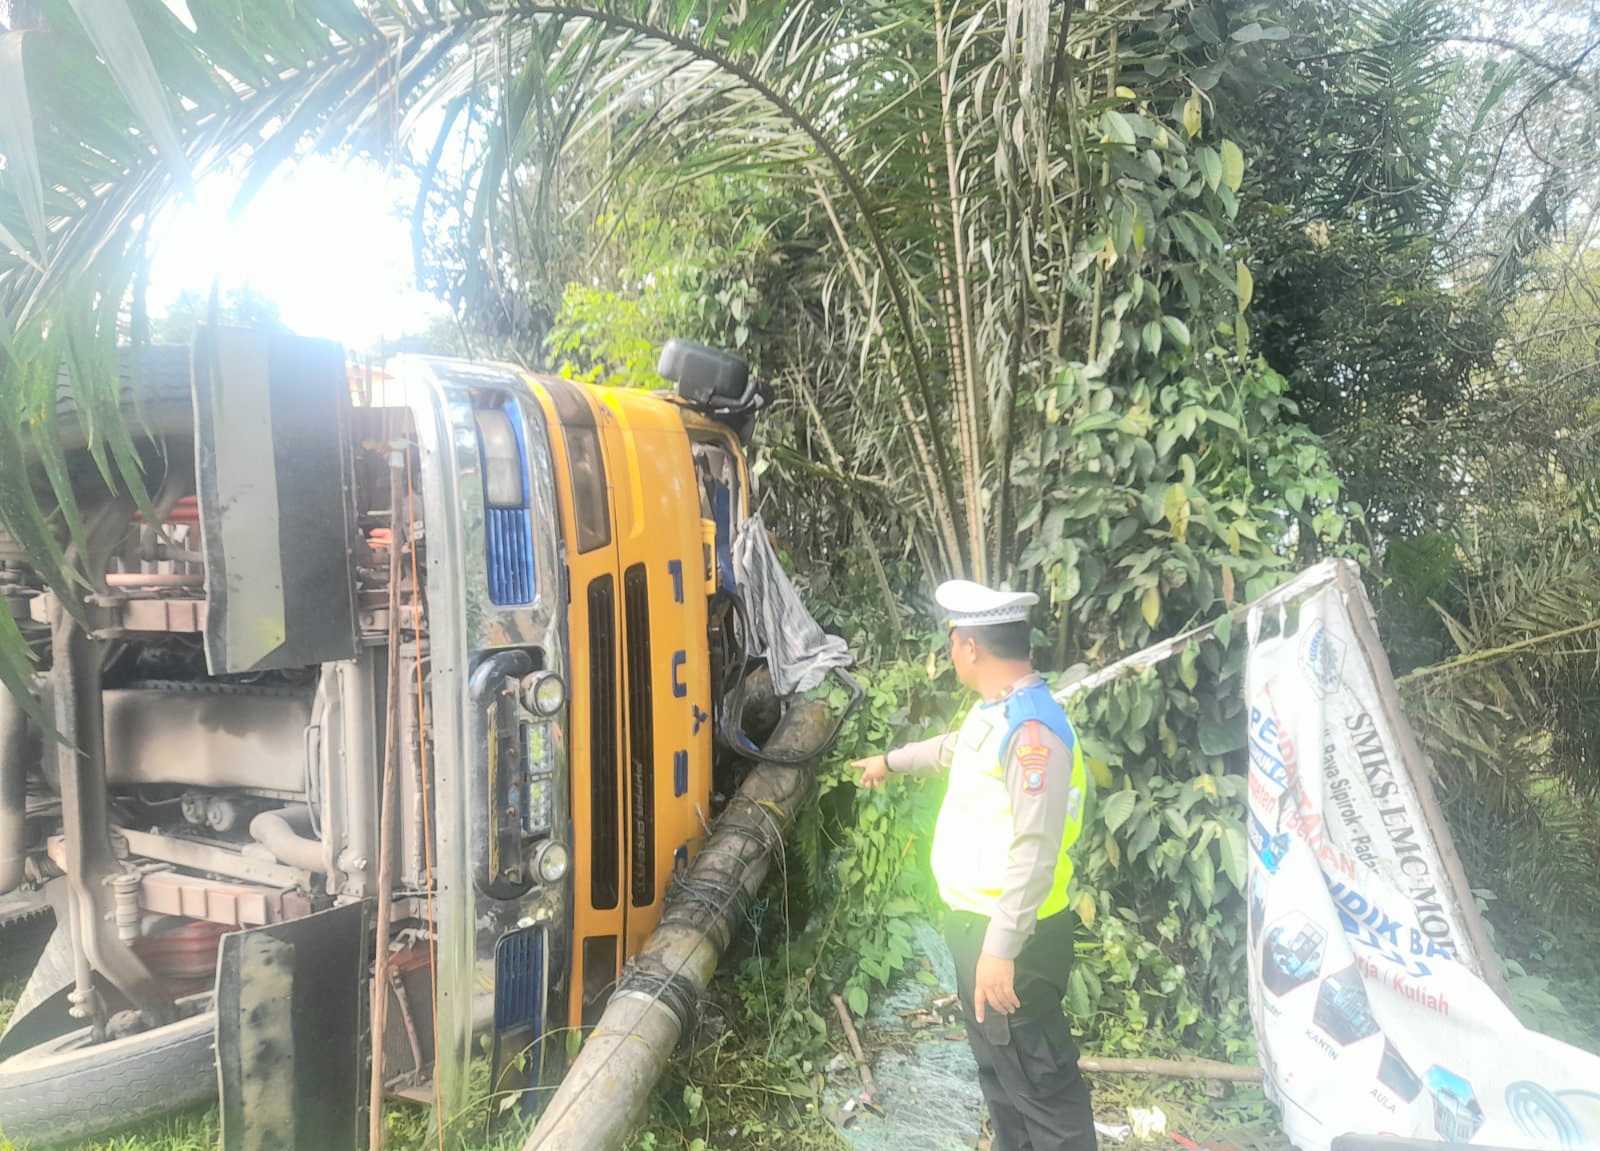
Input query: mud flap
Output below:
<box><xmin>192</xmin><ymin>325</ymin><xmax>359</xmax><ymax>675</ymax></box>
<box><xmin>217</xmin><ymin>902</ymin><xmax>370</xmax><ymax>1151</ymax></box>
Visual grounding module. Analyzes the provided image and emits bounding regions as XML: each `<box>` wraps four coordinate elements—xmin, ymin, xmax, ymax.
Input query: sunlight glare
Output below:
<box><xmin>146</xmin><ymin>154</ymin><xmax>444</xmax><ymax>352</ymax></box>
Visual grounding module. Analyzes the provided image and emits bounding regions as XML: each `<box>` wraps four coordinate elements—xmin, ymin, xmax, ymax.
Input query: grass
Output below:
<box><xmin>5</xmin><ymin>910</ymin><xmax>1598</xmax><ymax>1151</ymax></box>
<box><xmin>0</xmin><ymin>977</ymin><xmax>20</xmax><ymax>1036</ymax></box>
<box><xmin>0</xmin><ymin>970</ymin><xmax>548</xmax><ymax>1151</ymax></box>
<box><xmin>0</xmin><ymin>1077</ymin><xmax>531</xmax><ymax>1151</ymax></box>
<box><xmin>1090</xmin><ymin>1074</ymin><xmax>1284</xmax><ymax>1150</ymax></box>
<box><xmin>0</xmin><ymin>1101</ymin><xmax>530</xmax><ymax>1151</ymax></box>
<box><xmin>19</xmin><ymin>1112</ymin><xmax>222</xmax><ymax>1151</ymax></box>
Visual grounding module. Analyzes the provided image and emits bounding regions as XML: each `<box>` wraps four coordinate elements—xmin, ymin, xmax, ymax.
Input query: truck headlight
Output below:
<box><xmin>535</xmin><ymin>841</ymin><xmax>571</xmax><ymax>884</ymax></box>
<box><xmin>475</xmin><ymin>408</ymin><xmax>526</xmax><ymax>508</ymax></box>
<box><xmin>521</xmin><ymin>670</ymin><xmax>566</xmax><ymax>717</ymax></box>
<box><xmin>524</xmin><ymin>769</ymin><xmax>554</xmax><ymax>837</ymax></box>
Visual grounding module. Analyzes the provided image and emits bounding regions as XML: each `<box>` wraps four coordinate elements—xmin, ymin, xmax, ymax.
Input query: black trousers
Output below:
<box><xmin>944</xmin><ymin>910</ymin><xmax>1097</xmax><ymax>1151</ymax></box>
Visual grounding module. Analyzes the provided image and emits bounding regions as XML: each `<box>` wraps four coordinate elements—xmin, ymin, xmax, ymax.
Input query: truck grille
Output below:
<box><xmin>494</xmin><ymin>926</ymin><xmax>545</xmax><ymax>1033</ymax></box>
<box><xmin>624</xmin><ymin>564</ymin><xmax>655</xmax><ymax>908</ymax></box>
<box><xmin>485</xmin><ymin>506</ymin><xmax>535</xmax><ymax>605</ymax></box>
<box><xmin>588</xmin><ymin>575</ymin><xmax>620</xmax><ymax>910</ymax></box>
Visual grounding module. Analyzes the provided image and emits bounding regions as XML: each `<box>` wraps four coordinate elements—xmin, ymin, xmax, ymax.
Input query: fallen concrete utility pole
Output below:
<box><xmin>524</xmin><ymin>700</ymin><xmax>832</xmax><ymax>1151</ymax></box>
<box><xmin>1079</xmin><ymin>1056</ymin><xmax>1260</xmax><ymax>1082</ymax></box>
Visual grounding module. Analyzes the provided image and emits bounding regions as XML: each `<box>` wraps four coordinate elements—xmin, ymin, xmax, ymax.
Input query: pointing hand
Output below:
<box><xmin>851</xmin><ymin>754</ymin><xmax>889</xmax><ymax>789</ymax></box>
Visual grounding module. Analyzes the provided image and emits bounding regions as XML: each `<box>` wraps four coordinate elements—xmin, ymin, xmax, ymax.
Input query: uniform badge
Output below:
<box><xmin>1017</xmin><ymin>721</ymin><xmax>1049</xmax><ymax>794</ymax></box>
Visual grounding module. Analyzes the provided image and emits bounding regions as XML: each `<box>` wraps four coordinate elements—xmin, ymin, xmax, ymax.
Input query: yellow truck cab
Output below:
<box><xmin>532</xmin><ymin>371</ymin><xmax>747</xmax><ymax>1025</ymax></box>
<box><xmin>0</xmin><ymin>332</ymin><xmax>819</xmax><ymax>1147</ymax></box>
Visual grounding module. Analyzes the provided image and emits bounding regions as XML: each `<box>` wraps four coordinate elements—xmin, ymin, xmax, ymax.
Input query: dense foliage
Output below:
<box><xmin>4</xmin><ymin>0</ymin><xmax>1600</xmax><ymax>1130</ymax></box>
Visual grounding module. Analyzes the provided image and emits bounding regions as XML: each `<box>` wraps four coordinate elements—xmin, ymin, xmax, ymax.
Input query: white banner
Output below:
<box><xmin>1245</xmin><ymin>582</ymin><xmax>1600</xmax><ymax>1151</ymax></box>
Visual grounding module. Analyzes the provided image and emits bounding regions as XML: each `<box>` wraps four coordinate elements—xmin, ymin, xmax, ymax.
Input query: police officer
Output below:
<box><xmin>853</xmin><ymin>579</ymin><xmax>1096</xmax><ymax>1151</ymax></box>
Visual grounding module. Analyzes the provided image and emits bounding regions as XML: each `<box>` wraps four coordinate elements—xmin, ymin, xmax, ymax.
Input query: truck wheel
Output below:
<box><xmin>50</xmin><ymin>344</ymin><xmax>197</xmax><ymax>451</ymax></box>
<box><xmin>0</xmin><ymin>1010</ymin><xmax>216</xmax><ymax>1147</ymax></box>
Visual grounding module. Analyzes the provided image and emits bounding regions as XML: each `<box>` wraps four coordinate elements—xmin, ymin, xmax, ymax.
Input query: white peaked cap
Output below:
<box><xmin>935</xmin><ymin>579</ymin><xmax>1039</xmax><ymax>628</ymax></box>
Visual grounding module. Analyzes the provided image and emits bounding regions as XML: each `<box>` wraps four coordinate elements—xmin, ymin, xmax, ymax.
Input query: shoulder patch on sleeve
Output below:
<box><xmin>1016</xmin><ymin>720</ymin><xmax>1050</xmax><ymax>794</ymax></box>
<box><xmin>1016</xmin><ymin>721</ymin><xmax>1050</xmax><ymax>768</ymax></box>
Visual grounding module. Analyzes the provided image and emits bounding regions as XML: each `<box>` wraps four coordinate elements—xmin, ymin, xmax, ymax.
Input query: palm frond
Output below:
<box><xmin>1402</xmin><ymin>538</ymin><xmax>1600</xmax><ymax>916</ymax></box>
<box><xmin>0</xmin><ymin>0</ymin><xmax>973</xmax><ymax>596</ymax></box>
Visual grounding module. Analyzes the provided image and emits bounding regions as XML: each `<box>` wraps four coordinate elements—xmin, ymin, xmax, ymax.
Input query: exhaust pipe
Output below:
<box><xmin>249</xmin><ymin>806</ymin><xmax>326</xmax><ymax>874</ymax></box>
<box><xmin>0</xmin><ymin>682</ymin><xmax>36</xmax><ymax>895</ymax></box>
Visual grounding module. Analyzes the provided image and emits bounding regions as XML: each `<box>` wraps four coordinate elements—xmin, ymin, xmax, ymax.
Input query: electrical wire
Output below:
<box><xmin>132</xmin><ymin>789</ymin><xmax>188</xmax><ymax>807</ymax></box>
<box><xmin>404</xmin><ymin>437</ymin><xmax>447</xmax><ymax>1151</ymax></box>
<box><xmin>369</xmin><ymin>428</ymin><xmax>408</xmax><ymax>1149</ymax></box>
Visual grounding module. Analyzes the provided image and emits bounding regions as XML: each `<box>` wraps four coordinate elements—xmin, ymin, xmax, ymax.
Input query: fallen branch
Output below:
<box><xmin>1396</xmin><ymin>616</ymin><xmax>1600</xmax><ymax>685</ymax></box>
<box><xmin>1079</xmin><ymin>1056</ymin><xmax>1260</xmax><ymax>1083</ymax></box>
<box><xmin>830</xmin><ymin>993</ymin><xmax>879</xmax><ymax>1101</ymax></box>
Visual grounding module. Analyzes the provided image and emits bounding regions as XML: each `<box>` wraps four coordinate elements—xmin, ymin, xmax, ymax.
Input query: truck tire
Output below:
<box><xmin>0</xmin><ymin>1010</ymin><xmax>217</xmax><ymax>1147</ymax></box>
<box><xmin>0</xmin><ymin>345</ymin><xmax>194</xmax><ymax>567</ymax></box>
<box><xmin>58</xmin><ymin>344</ymin><xmax>196</xmax><ymax>446</ymax></box>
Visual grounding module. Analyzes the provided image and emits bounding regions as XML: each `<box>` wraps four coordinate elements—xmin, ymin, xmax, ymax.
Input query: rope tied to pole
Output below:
<box><xmin>613</xmin><ymin>957</ymin><xmax>703</xmax><ymax>1050</ymax></box>
<box><xmin>745</xmin><ymin>894</ymin><xmax>776</xmax><ymax>1047</ymax></box>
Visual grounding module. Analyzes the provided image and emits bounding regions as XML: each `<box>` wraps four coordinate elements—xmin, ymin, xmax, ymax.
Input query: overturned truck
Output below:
<box><xmin>0</xmin><ymin>330</ymin><xmax>840</xmax><ymax>1146</ymax></box>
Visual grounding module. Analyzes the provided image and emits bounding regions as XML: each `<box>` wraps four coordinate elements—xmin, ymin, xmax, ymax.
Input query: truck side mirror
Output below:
<box><xmin>657</xmin><ymin>339</ymin><xmax>750</xmax><ymax>406</ymax></box>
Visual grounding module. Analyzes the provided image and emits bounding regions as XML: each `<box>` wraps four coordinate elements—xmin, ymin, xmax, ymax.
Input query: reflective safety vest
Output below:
<box><xmin>929</xmin><ymin>679</ymin><xmax>1086</xmax><ymax>921</ymax></box>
